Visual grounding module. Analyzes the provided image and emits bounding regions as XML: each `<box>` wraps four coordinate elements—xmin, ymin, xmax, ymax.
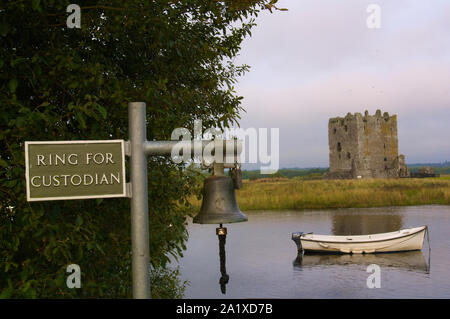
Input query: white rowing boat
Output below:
<box><xmin>291</xmin><ymin>226</ymin><xmax>427</xmax><ymax>254</ymax></box>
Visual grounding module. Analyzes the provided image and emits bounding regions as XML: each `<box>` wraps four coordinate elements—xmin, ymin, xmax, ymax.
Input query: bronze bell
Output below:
<box><xmin>193</xmin><ymin>175</ymin><xmax>247</xmax><ymax>224</ymax></box>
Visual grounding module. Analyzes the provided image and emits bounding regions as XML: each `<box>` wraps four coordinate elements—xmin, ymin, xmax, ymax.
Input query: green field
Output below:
<box><xmin>190</xmin><ymin>176</ymin><xmax>450</xmax><ymax>211</ymax></box>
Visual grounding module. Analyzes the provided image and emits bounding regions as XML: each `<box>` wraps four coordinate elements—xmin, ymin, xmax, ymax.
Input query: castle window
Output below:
<box><xmin>384</xmin><ymin>157</ymin><xmax>387</xmax><ymax>162</ymax></box>
<box><xmin>333</xmin><ymin>128</ymin><xmax>337</xmax><ymax>134</ymax></box>
<box><xmin>347</xmin><ymin>152</ymin><xmax>351</xmax><ymax>159</ymax></box>
<box><xmin>337</xmin><ymin>142</ymin><xmax>342</xmax><ymax>152</ymax></box>
<box><xmin>344</xmin><ymin>125</ymin><xmax>348</xmax><ymax>132</ymax></box>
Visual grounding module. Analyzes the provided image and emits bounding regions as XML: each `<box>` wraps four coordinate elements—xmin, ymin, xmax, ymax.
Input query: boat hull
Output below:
<box><xmin>293</xmin><ymin>226</ymin><xmax>427</xmax><ymax>254</ymax></box>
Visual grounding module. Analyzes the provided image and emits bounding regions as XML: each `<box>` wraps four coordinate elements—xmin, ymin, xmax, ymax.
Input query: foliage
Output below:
<box><xmin>240</xmin><ymin>165</ymin><xmax>450</xmax><ymax>181</ymax></box>
<box><xmin>241</xmin><ymin>168</ymin><xmax>328</xmax><ymax>180</ymax></box>
<box><xmin>408</xmin><ymin>166</ymin><xmax>450</xmax><ymax>175</ymax></box>
<box><xmin>0</xmin><ymin>0</ymin><xmax>279</xmax><ymax>298</ymax></box>
<box><xmin>150</xmin><ymin>266</ymin><xmax>187</xmax><ymax>299</ymax></box>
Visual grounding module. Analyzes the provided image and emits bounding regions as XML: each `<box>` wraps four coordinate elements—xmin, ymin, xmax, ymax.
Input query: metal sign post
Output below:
<box><xmin>127</xmin><ymin>102</ymin><xmax>241</xmax><ymax>299</ymax></box>
<box><xmin>128</xmin><ymin>102</ymin><xmax>151</xmax><ymax>299</ymax></box>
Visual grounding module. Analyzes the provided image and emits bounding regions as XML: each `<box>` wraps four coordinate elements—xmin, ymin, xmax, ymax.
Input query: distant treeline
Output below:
<box><xmin>241</xmin><ymin>162</ymin><xmax>450</xmax><ymax>180</ymax></box>
<box><xmin>408</xmin><ymin>161</ymin><xmax>450</xmax><ymax>168</ymax></box>
<box><xmin>408</xmin><ymin>166</ymin><xmax>450</xmax><ymax>175</ymax></box>
<box><xmin>241</xmin><ymin>168</ymin><xmax>329</xmax><ymax>180</ymax></box>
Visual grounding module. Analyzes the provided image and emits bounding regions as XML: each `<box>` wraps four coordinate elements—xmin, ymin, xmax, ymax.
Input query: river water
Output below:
<box><xmin>176</xmin><ymin>205</ymin><xmax>450</xmax><ymax>298</ymax></box>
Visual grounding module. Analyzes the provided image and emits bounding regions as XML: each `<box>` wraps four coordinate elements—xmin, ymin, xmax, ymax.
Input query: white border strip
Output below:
<box><xmin>25</xmin><ymin>140</ymin><xmax>127</xmax><ymax>202</ymax></box>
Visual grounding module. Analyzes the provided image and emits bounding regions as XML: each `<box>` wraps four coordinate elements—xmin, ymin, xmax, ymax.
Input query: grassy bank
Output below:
<box><xmin>189</xmin><ymin>176</ymin><xmax>450</xmax><ymax>211</ymax></box>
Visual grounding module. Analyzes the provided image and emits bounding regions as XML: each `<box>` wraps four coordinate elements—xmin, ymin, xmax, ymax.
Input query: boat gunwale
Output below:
<box><xmin>299</xmin><ymin>226</ymin><xmax>426</xmax><ymax>245</ymax></box>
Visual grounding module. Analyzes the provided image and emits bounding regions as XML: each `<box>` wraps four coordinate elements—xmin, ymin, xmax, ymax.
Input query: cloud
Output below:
<box><xmin>234</xmin><ymin>0</ymin><xmax>450</xmax><ymax>168</ymax></box>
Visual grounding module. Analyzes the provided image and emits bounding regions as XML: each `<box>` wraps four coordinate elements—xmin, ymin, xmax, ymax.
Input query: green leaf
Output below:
<box><xmin>11</xmin><ymin>57</ymin><xmax>26</xmax><ymax>68</ymax></box>
<box><xmin>32</xmin><ymin>0</ymin><xmax>41</xmax><ymax>11</ymax></box>
<box><xmin>97</xmin><ymin>105</ymin><xmax>107</xmax><ymax>119</ymax></box>
<box><xmin>74</xmin><ymin>111</ymin><xmax>87</xmax><ymax>129</ymax></box>
<box><xmin>8</xmin><ymin>79</ymin><xmax>18</xmax><ymax>93</ymax></box>
<box><xmin>75</xmin><ymin>215</ymin><xmax>83</xmax><ymax>226</ymax></box>
<box><xmin>96</xmin><ymin>243</ymin><xmax>105</xmax><ymax>255</ymax></box>
<box><xmin>0</xmin><ymin>287</ymin><xmax>14</xmax><ymax>299</ymax></box>
<box><xmin>0</xmin><ymin>23</ymin><xmax>10</xmax><ymax>37</ymax></box>
<box><xmin>0</xmin><ymin>159</ymin><xmax>8</xmax><ymax>168</ymax></box>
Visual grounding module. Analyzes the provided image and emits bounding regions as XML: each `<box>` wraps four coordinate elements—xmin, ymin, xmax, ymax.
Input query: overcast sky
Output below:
<box><xmin>233</xmin><ymin>0</ymin><xmax>450</xmax><ymax>169</ymax></box>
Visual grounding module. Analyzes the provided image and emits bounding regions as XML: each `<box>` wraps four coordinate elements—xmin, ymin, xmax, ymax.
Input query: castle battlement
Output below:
<box><xmin>329</xmin><ymin>109</ymin><xmax>394</xmax><ymax>123</ymax></box>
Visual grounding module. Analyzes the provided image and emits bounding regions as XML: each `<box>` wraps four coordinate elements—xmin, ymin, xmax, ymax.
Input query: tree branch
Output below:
<box><xmin>47</xmin><ymin>5</ymin><xmax>124</xmax><ymax>17</ymax></box>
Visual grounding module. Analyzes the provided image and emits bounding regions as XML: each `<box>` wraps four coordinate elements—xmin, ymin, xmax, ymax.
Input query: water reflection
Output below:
<box><xmin>332</xmin><ymin>211</ymin><xmax>403</xmax><ymax>235</ymax></box>
<box><xmin>293</xmin><ymin>251</ymin><xmax>430</xmax><ymax>274</ymax></box>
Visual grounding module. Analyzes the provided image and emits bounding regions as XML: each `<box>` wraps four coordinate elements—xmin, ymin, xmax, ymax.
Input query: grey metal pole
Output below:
<box><xmin>143</xmin><ymin>140</ymin><xmax>242</xmax><ymax>161</ymax></box>
<box><xmin>128</xmin><ymin>102</ymin><xmax>151</xmax><ymax>299</ymax></box>
<box><xmin>127</xmin><ymin>102</ymin><xmax>243</xmax><ymax>299</ymax></box>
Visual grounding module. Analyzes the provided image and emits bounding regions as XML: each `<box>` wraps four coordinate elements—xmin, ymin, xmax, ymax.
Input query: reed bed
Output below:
<box><xmin>189</xmin><ymin>176</ymin><xmax>450</xmax><ymax>211</ymax></box>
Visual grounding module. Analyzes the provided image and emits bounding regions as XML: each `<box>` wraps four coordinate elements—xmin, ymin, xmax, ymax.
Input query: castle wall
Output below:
<box><xmin>328</xmin><ymin>113</ymin><xmax>359</xmax><ymax>175</ymax></box>
<box><xmin>327</xmin><ymin>110</ymin><xmax>407</xmax><ymax>179</ymax></box>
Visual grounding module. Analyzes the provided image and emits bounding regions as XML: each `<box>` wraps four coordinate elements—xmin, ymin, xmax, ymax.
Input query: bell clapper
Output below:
<box><xmin>216</xmin><ymin>224</ymin><xmax>229</xmax><ymax>294</ymax></box>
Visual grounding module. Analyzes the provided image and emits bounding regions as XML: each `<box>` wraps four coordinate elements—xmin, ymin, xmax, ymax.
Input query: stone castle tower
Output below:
<box><xmin>327</xmin><ymin>110</ymin><xmax>409</xmax><ymax>179</ymax></box>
